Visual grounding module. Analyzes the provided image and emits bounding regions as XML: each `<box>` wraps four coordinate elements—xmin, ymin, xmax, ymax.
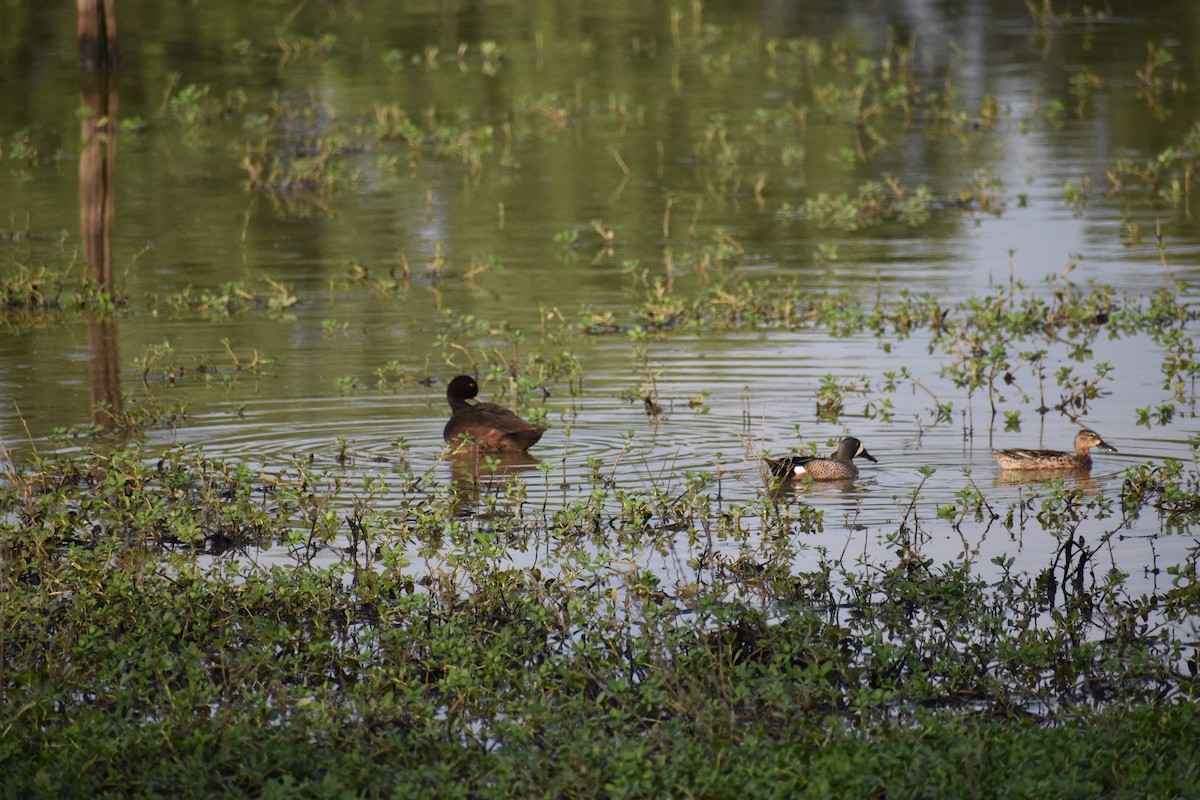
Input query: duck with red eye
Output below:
<box><xmin>443</xmin><ymin>375</ymin><xmax>549</xmax><ymax>453</ymax></box>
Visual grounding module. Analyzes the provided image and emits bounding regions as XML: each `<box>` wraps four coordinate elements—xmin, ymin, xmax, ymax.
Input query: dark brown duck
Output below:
<box><xmin>443</xmin><ymin>375</ymin><xmax>548</xmax><ymax>453</ymax></box>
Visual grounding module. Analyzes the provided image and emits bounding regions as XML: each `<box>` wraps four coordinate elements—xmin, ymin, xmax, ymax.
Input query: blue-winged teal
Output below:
<box><xmin>767</xmin><ymin>437</ymin><xmax>877</xmax><ymax>482</ymax></box>
<box><xmin>444</xmin><ymin>375</ymin><xmax>548</xmax><ymax>453</ymax></box>
<box><xmin>991</xmin><ymin>429</ymin><xmax>1116</xmax><ymax>471</ymax></box>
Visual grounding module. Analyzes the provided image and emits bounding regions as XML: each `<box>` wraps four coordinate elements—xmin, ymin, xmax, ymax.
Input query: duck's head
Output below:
<box><xmin>447</xmin><ymin>375</ymin><xmax>480</xmax><ymax>402</ymax></box>
<box><xmin>839</xmin><ymin>437</ymin><xmax>877</xmax><ymax>462</ymax></box>
<box><xmin>1076</xmin><ymin>429</ymin><xmax>1117</xmax><ymax>454</ymax></box>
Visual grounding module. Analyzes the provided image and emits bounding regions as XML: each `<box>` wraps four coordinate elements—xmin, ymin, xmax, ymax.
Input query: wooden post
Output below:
<box><xmin>78</xmin><ymin>0</ymin><xmax>118</xmax><ymax>71</ymax></box>
<box><xmin>80</xmin><ymin>4</ymin><xmax>121</xmax><ymax>425</ymax></box>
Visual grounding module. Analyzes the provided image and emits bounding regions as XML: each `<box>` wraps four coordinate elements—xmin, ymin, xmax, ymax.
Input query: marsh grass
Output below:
<box><xmin>3</xmin><ymin>254</ymin><xmax>1186</xmax><ymax>794</ymax></box>
<box><xmin>565</xmin><ymin>267</ymin><xmax>1197</xmax><ymax>430</ymax></box>
<box><xmin>0</xmin><ymin>261</ymin><xmax>124</xmax><ymax>319</ymax></box>
<box><xmin>2</xmin><ymin>244</ymin><xmax>1193</xmax><ymax>436</ymax></box>
<box><xmin>2</xmin><ymin>433</ymin><xmax>1199</xmax><ymax>796</ymax></box>
<box><xmin>3</xmin><ymin>269</ymin><xmax>1198</xmax><ymax>795</ymax></box>
<box><xmin>131</xmin><ymin>338</ymin><xmax>274</xmax><ymax>389</ymax></box>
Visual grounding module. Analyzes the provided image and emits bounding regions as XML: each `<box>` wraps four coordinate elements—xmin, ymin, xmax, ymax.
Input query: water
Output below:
<box><xmin>1</xmin><ymin>0</ymin><xmax>1198</xmax><ymax>602</ymax></box>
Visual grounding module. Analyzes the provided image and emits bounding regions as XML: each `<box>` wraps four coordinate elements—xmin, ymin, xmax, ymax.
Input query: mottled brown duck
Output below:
<box><xmin>767</xmin><ymin>437</ymin><xmax>877</xmax><ymax>482</ymax></box>
<box><xmin>991</xmin><ymin>429</ymin><xmax>1117</xmax><ymax>470</ymax></box>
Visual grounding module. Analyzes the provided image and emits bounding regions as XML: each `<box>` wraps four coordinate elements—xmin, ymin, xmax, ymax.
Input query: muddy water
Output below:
<box><xmin>1</xmin><ymin>0</ymin><xmax>1199</xmax><ymax>596</ymax></box>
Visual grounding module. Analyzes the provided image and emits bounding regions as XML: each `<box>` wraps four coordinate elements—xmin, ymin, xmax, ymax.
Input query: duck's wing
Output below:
<box><xmin>991</xmin><ymin>447</ymin><xmax>1079</xmax><ymax>470</ymax></box>
<box><xmin>445</xmin><ymin>403</ymin><xmax>549</xmax><ymax>452</ymax></box>
<box><xmin>469</xmin><ymin>402</ymin><xmax>547</xmax><ymax>433</ymax></box>
<box><xmin>766</xmin><ymin>455</ymin><xmax>816</xmax><ymax>479</ymax></box>
<box><xmin>994</xmin><ymin>447</ymin><xmax>1068</xmax><ymax>460</ymax></box>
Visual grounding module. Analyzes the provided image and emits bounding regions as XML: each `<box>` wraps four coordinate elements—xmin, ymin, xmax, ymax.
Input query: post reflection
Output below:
<box><xmin>79</xmin><ymin>67</ymin><xmax>121</xmax><ymax>429</ymax></box>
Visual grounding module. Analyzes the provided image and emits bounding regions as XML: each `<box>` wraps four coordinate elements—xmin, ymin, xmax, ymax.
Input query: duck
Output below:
<box><xmin>991</xmin><ymin>429</ymin><xmax>1117</xmax><ymax>471</ymax></box>
<box><xmin>443</xmin><ymin>375</ymin><xmax>549</xmax><ymax>453</ymax></box>
<box><xmin>767</xmin><ymin>437</ymin><xmax>877</xmax><ymax>482</ymax></box>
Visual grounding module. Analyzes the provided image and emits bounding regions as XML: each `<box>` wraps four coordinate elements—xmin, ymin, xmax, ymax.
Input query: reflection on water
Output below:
<box><xmin>105</xmin><ymin>323</ymin><xmax>1193</xmax><ymax>610</ymax></box>
<box><xmin>79</xmin><ymin>65</ymin><xmax>121</xmax><ymax>430</ymax></box>
<box><xmin>992</xmin><ymin>469</ymin><xmax>1103</xmax><ymax>491</ymax></box>
<box><xmin>446</xmin><ymin>449</ymin><xmax>543</xmax><ymax>515</ymax></box>
<box><xmin>770</xmin><ymin>477</ymin><xmax>873</xmax><ymax>500</ymax></box>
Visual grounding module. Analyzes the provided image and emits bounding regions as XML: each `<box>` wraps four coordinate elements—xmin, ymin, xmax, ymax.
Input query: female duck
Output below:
<box><xmin>991</xmin><ymin>429</ymin><xmax>1116</xmax><ymax>471</ymax></box>
<box><xmin>444</xmin><ymin>375</ymin><xmax>548</xmax><ymax>453</ymax></box>
<box><xmin>767</xmin><ymin>437</ymin><xmax>877</xmax><ymax>482</ymax></box>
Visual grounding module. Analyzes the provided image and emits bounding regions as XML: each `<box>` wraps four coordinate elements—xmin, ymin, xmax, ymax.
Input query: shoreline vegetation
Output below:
<box><xmin>2</xmin><ymin>265</ymin><xmax>1199</xmax><ymax>796</ymax></box>
<box><xmin>2</xmin><ymin>422</ymin><xmax>1199</xmax><ymax>795</ymax></box>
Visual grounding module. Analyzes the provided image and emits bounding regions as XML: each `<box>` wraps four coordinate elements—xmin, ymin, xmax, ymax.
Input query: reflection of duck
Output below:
<box><xmin>448</xmin><ymin>449</ymin><xmax>541</xmax><ymax>480</ymax></box>
<box><xmin>992</xmin><ymin>469</ymin><xmax>1102</xmax><ymax>492</ymax></box>
<box><xmin>991</xmin><ymin>429</ymin><xmax>1116</xmax><ymax>471</ymax></box>
<box><xmin>443</xmin><ymin>375</ymin><xmax>548</xmax><ymax>453</ymax></box>
<box><xmin>768</xmin><ymin>475</ymin><xmax>862</xmax><ymax>498</ymax></box>
<box><xmin>446</xmin><ymin>450</ymin><xmax>542</xmax><ymax>513</ymax></box>
<box><xmin>767</xmin><ymin>437</ymin><xmax>877</xmax><ymax>482</ymax></box>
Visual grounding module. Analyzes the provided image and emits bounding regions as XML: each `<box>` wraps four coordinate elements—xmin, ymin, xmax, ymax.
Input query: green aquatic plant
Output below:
<box><xmin>1106</xmin><ymin>122</ymin><xmax>1200</xmax><ymax>210</ymax></box>
<box><xmin>274</xmin><ymin>31</ymin><xmax>338</xmax><ymax>64</ymax></box>
<box><xmin>2</xmin><ymin>397</ymin><xmax>1199</xmax><ymax>796</ymax></box>
<box><xmin>4</xmin><ymin>128</ymin><xmax>38</xmax><ymax>164</ymax></box>
<box><xmin>159</xmin><ymin>74</ymin><xmax>247</xmax><ymax>136</ymax></box>
<box><xmin>1120</xmin><ymin>456</ymin><xmax>1200</xmax><ymax>533</ymax></box>
<box><xmin>237</xmin><ymin>94</ymin><xmax>361</xmax><ymax>210</ymax></box>
<box><xmin>154</xmin><ymin>277</ymin><xmax>300</xmax><ymax>321</ymax></box>
<box><xmin>0</xmin><ymin>262</ymin><xmax>87</xmax><ymax>313</ymax></box>
<box><xmin>791</xmin><ymin>180</ymin><xmax>931</xmax><ymax>231</ymax></box>
<box><xmin>936</xmin><ymin>470</ymin><xmax>995</xmax><ymax>536</ymax></box>
<box><xmin>1135</xmin><ymin>42</ymin><xmax>1184</xmax><ymax>112</ymax></box>
<box><xmin>1061</xmin><ymin>178</ymin><xmax>1091</xmax><ymax>214</ymax></box>
<box><xmin>131</xmin><ymin>338</ymin><xmax>273</xmax><ymax>388</ymax></box>
<box><xmin>558</xmin><ymin>260</ymin><xmax>1193</xmax><ymax>430</ymax></box>
<box><xmin>1068</xmin><ymin>67</ymin><xmax>1102</xmax><ymax>116</ymax></box>
<box><xmin>814</xmin><ymin>374</ymin><xmax>871</xmax><ymax>421</ymax></box>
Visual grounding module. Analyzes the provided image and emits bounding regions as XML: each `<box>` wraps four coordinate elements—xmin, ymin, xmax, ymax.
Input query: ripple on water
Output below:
<box><xmin>129</xmin><ymin>323</ymin><xmax>1198</xmax><ymax>604</ymax></box>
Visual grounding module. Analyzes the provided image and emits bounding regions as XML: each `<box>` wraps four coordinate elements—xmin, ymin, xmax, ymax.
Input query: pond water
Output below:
<box><xmin>2</xmin><ymin>1</ymin><xmax>1199</xmax><ymax>604</ymax></box>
